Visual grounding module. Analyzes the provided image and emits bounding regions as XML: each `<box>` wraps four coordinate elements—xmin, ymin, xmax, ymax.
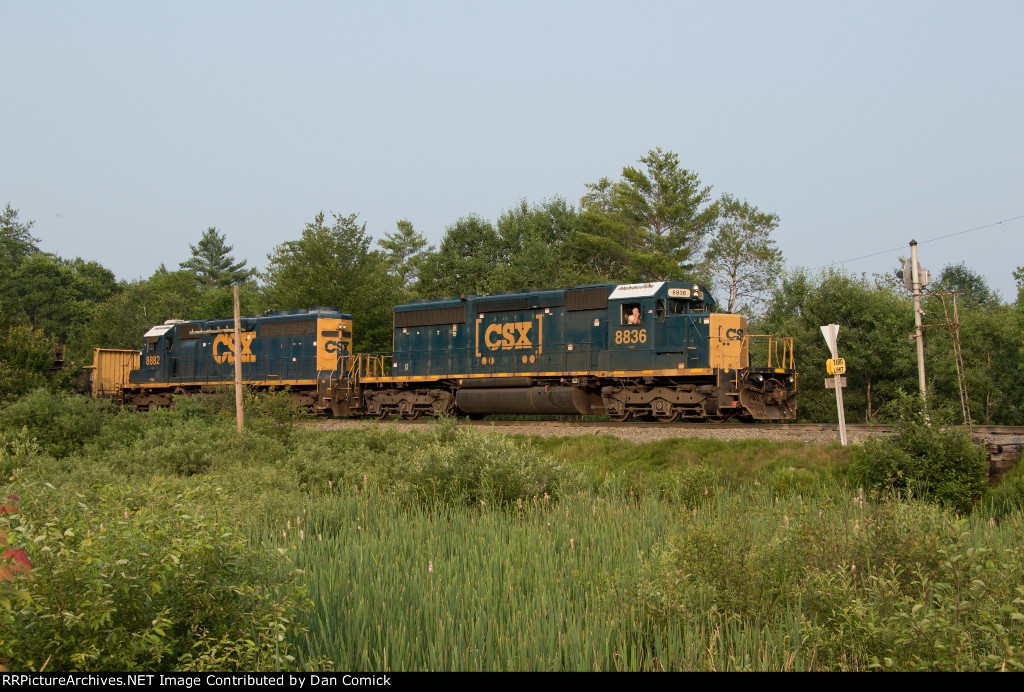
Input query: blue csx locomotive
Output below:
<box><xmin>119</xmin><ymin>308</ymin><xmax>354</xmax><ymax>410</ymax></box>
<box><xmin>110</xmin><ymin>281</ymin><xmax>797</xmax><ymax>422</ymax></box>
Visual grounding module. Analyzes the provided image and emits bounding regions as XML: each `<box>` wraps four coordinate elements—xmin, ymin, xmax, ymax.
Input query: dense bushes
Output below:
<box><xmin>985</xmin><ymin>462</ymin><xmax>1024</xmax><ymax>520</ymax></box>
<box><xmin>0</xmin><ymin>391</ymin><xmax>586</xmax><ymax>670</ymax></box>
<box><xmin>639</xmin><ymin>487</ymin><xmax>1024</xmax><ymax>671</ymax></box>
<box><xmin>0</xmin><ymin>389</ymin><xmax>126</xmax><ymax>458</ymax></box>
<box><xmin>290</xmin><ymin>417</ymin><xmax>584</xmax><ymax>508</ymax></box>
<box><xmin>0</xmin><ymin>326</ymin><xmax>59</xmax><ymax>404</ymax></box>
<box><xmin>854</xmin><ymin>395</ymin><xmax>988</xmax><ymax>513</ymax></box>
<box><xmin>0</xmin><ymin>482</ymin><xmax>312</xmax><ymax>671</ymax></box>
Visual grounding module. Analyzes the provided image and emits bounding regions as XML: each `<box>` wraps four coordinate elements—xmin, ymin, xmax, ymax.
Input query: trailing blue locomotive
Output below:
<box><xmin>119</xmin><ymin>308</ymin><xmax>353</xmax><ymax>410</ymax></box>
<box><xmin>344</xmin><ymin>281</ymin><xmax>797</xmax><ymax>422</ymax></box>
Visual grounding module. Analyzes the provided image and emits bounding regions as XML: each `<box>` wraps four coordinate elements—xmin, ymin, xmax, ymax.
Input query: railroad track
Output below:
<box><xmin>317</xmin><ymin>418</ymin><xmax>1024</xmax><ymax>437</ymax></box>
<box><xmin>312</xmin><ymin>418</ymin><xmax>1023</xmax><ymax>479</ymax></box>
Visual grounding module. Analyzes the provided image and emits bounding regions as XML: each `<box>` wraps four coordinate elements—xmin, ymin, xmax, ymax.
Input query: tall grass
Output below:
<box><xmin>265</xmin><ymin>482</ymin><xmax>1024</xmax><ymax>671</ymax></box>
<box><xmin>256</xmin><ymin>486</ymin><xmax>818</xmax><ymax>671</ymax></box>
<box><xmin>3</xmin><ymin>389</ymin><xmax>1022</xmax><ymax>671</ymax></box>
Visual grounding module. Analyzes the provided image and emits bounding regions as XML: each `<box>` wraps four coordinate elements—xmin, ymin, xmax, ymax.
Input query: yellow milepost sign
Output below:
<box><xmin>827</xmin><ymin>358</ymin><xmax>846</xmax><ymax>376</ymax></box>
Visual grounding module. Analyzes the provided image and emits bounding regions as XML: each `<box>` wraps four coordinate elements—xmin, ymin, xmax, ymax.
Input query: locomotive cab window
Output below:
<box><xmin>656</xmin><ymin>299</ymin><xmax>666</xmax><ymax>318</ymax></box>
<box><xmin>622</xmin><ymin>304</ymin><xmax>643</xmax><ymax>325</ymax></box>
<box><xmin>668</xmin><ymin>299</ymin><xmax>689</xmax><ymax>315</ymax></box>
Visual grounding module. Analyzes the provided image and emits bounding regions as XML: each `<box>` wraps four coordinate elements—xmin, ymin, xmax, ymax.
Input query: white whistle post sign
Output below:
<box><xmin>820</xmin><ymin>324</ymin><xmax>848</xmax><ymax>446</ymax></box>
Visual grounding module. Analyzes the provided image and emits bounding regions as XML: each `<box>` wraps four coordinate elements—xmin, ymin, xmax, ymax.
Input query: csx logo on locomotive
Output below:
<box><xmin>323</xmin><ymin>340</ymin><xmax>350</xmax><ymax>355</ymax></box>
<box><xmin>483</xmin><ymin>321</ymin><xmax>534</xmax><ymax>350</ymax></box>
<box><xmin>475</xmin><ymin>317</ymin><xmax>544</xmax><ymax>365</ymax></box>
<box><xmin>212</xmin><ymin>332</ymin><xmax>256</xmax><ymax>364</ymax></box>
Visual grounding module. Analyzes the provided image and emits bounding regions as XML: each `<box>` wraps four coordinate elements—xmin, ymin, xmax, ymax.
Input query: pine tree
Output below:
<box><xmin>379</xmin><ymin>219</ymin><xmax>429</xmax><ymax>291</ymax></box>
<box><xmin>580</xmin><ymin>149</ymin><xmax>719</xmax><ymax>280</ymax></box>
<box><xmin>179</xmin><ymin>227</ymin><xmax>252</xmax><ymax>287</ymax></box>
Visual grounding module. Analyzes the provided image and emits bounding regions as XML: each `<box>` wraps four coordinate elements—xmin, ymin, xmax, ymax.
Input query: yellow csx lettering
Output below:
<box><xmin>212</xmin><ymin>332</ymin><xmax>256</xmax><ymax>364</ymax></box>
<box><xmin>483</xmin><ymin>322</ymin><xmax>533</xmax><ymax>351</ymax></box>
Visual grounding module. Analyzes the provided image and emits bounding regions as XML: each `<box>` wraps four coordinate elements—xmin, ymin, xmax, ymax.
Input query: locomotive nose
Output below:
<box><xmin>737</xmin><ymin>369</ymin><xmax>797</xmax><ymax>420</ymax></box>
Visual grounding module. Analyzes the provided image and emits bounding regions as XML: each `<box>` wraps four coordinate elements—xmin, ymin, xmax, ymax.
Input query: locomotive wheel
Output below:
<box><xmin>397</xmin><ymin>400</ymin><xmax>420</xmax><ymax>420</ymax></box>
<box><xmin>650</xmin><ymin>398</ymin><xmax>677</xmax><ymax>423</ymax></box>
<box><xmin>608</xmin><ymin>409</ymin><xmax>632</xmax><ymax>422</ymax></box>
<box><xmin>375</xmin><ymin>408</ymin><xmax>390</xmax><ymax>420</ymax></box>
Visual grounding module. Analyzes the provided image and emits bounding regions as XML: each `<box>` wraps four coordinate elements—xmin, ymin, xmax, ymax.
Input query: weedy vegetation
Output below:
<box><xmin>1</xmin><ymin>388</ymin><xmax>1022</xmax><ymax>671</ymax></box>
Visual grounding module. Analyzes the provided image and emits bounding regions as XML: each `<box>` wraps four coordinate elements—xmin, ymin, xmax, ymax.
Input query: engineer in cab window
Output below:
<box><xmin>627</xmin><ymin>306</ymin><xmax>641</xmax><ymax>325</ymax></box>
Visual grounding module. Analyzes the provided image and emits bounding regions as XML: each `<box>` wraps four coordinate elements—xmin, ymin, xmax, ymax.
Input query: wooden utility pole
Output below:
<box><xmin>910</xmin><ymin>240</ymin><xmax>927</xmax><ymax>403</ymax></box>
<box><xmin>233</xmin><ymin>284</ymin><xmax>244</xmax><ymax>432</ymax></box>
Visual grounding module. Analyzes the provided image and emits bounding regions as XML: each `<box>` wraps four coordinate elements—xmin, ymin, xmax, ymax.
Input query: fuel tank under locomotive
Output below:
<box><xmin>455</xmin><ymin>386</ymin><xmax>606</xmax><ymax>416</ymax></box>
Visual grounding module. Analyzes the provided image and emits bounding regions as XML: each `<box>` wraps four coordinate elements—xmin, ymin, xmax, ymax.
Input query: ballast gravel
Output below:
<box><xmin>314</xmin><ymin>419</ymin><xmax>883</xmax><ymax>445</ymax></box>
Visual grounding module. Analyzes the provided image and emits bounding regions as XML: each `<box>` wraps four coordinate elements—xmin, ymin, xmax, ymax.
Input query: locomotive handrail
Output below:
<box><xmin>352</xmin><ymin>342</ymin><xmax>611</xmax><ymax>379</ymax></box>
<box><xmin>349</xmin><ymin>353</ymin><xmax>393</xmax><ymax>383</ymax></box>
<box><xmin>740</xmin><ymin>334</ymin><xmax>796</xmax><ymax>371</ymax></box>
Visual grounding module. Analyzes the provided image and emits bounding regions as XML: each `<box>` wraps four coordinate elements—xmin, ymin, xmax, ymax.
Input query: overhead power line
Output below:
<box><xmin>813</xmin><ymin>214</ymin><xmax>1024</xmax><ymax>271</ymax></box>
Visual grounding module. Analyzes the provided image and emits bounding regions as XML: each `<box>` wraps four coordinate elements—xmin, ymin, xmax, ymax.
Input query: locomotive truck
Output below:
<box><xmin>97</xmin><ymin>281</ymin><xmax>797</xmax><ymax>422</ymax></box>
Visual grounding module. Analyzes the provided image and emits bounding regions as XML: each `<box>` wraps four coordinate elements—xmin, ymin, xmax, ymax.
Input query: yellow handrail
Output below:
<box><xmin>347</xmin><ymin>353</ymin><xmax>393</xmax><ymax>384</ymax></box>
<box><xmin>740</xmin><ymin>335</ymin><xmax>795</xmax><ymax>370</ymax></box>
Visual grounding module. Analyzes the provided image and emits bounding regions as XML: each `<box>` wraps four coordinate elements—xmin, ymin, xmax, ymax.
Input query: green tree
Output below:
<box><xmin>263</xmin><ymin>211</ymin><xmax>397</xmax><ymax>352</ymax></box>
<box><xmin>1016</xmin><ymin>267</ymin><xmax>1024</xmax><ymax>417</ymax></box>
<box><xmin>933</xmin><ymin>263</ymin><xmax>999</xmax><ymax>307</ymax></box>
<box><xmin>415</xmin><ymin>199</ymin><xmax>617</xmax><ymax>299</ymax></box>
<box><xmin>0</xmin><ymin>208</ymin><xmax>122</xmax><ymax>368</ymax></box>
<box><xmin>415</xmin><ymin>215</ymin><xmax>505</xmax><ymax>297</ymax></box>
<box><xmin>581</xmin><ymin>148</ymin><xmax>719</xmax><ymax>279</ymax></box>
<box><xmin>0</xmin><ymin>204</ymin><xmax>39</xmax><ymax>273</ymax></box>
<box><xmin>0</xmin><ymin>325</ymin><xmax>56</xmax><ymax>402</ymax></box>
<box><xmin>489</xmin><ymin>198</ymin><xmax>597</xmax><ymax>291</ymax></box>
<box><xmin>759</xmin><ymin>268</ymin><xmax>916</xmax><ymax>423</ymax></box>
<box><xmin>0</xmin><ymin>255</ymin><xmax>118</xmax><ymax>356</ymax></box>
<box><xmin>82</xmin><ymin>270</ymin><xmax>267</xmax><ymax>356</ymax></box>
<box><xmin>701</xmin><ymin>194</ymin><xmax>784</xmax><ymax>315</ymax></box>
<box><xmin>179</xmin><ymin>227</ymin><xmax>252</xmax><ymax>287</ymax></box>
<box><xmin>379</xmin><ymin>219</ymin><xmax>430</xmax><ymax>293</ymax></box>
<box><xmin>573</xmin><ymin>207</ymin><xmax>680</xmax><ymax>283</ymax></box>
<box><xmin>923</xmin><ymin>266</ymin><xmax>1020</xmax><ymax>424</ymax></box>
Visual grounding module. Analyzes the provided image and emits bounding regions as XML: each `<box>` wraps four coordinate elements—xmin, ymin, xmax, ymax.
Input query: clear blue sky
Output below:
<box><xmin>3</xmin><ymin>1</ymin><xmax>1022</xmax><ymax>299</ymax></box>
